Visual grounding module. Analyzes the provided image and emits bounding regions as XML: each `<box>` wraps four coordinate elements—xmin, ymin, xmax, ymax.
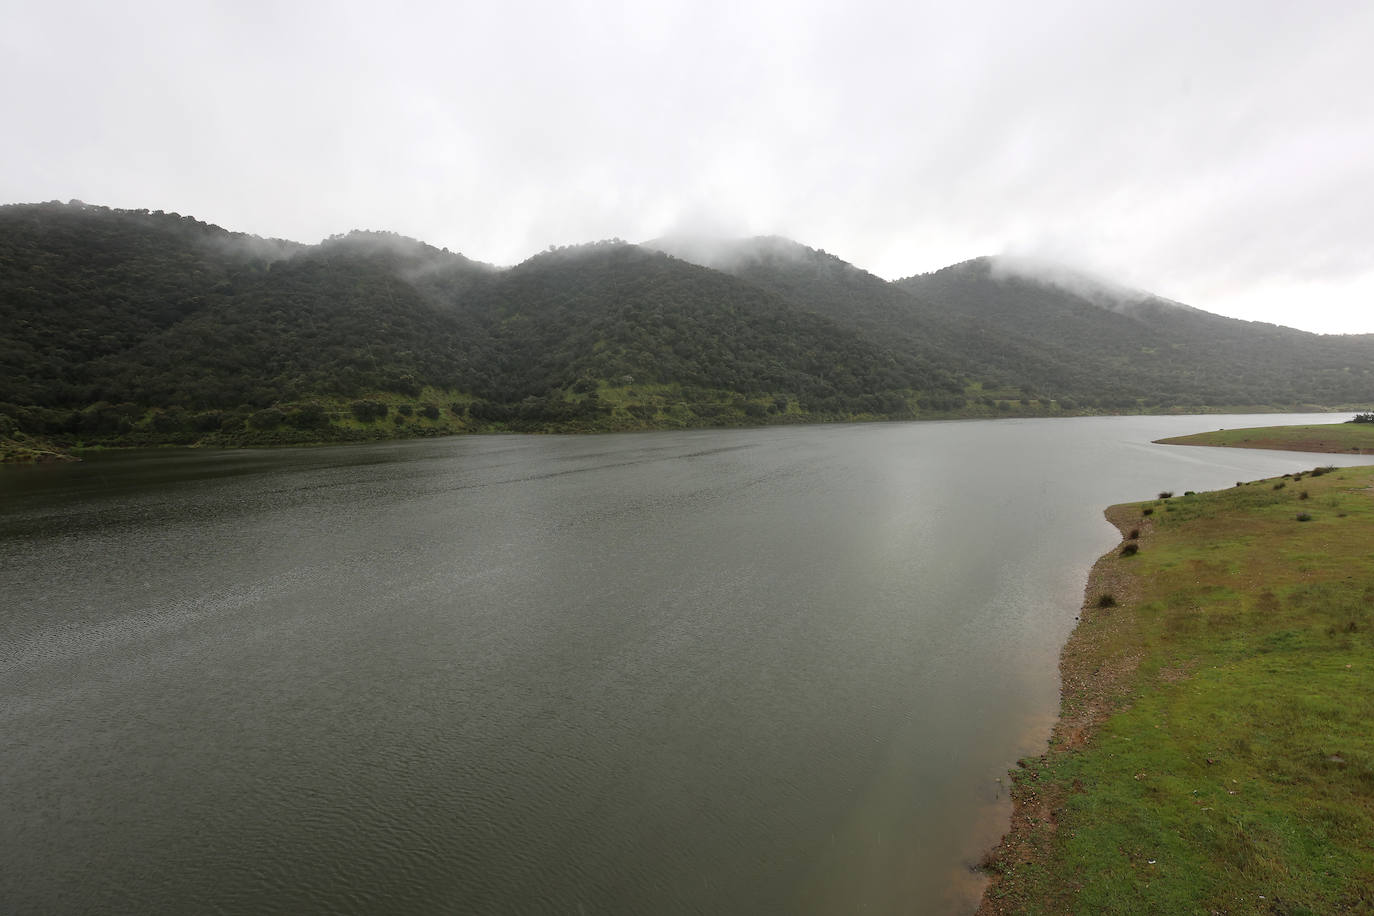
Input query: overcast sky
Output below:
<box><xmin>5</xmin><ymin>1</ymin><xmax>1373</xmax><ymax>333</ymax></box>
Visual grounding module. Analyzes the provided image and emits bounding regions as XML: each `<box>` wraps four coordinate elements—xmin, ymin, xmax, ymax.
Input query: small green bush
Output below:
<box><xmin>1121</xmin><ymin>543</ymin><xmax>1140</xmax><ymax>556</ymax></box>
<box><xmin>285</xmin><ymin>404</ymin><xmax>329</xmax><ymax>430</ymax></box>
<box><xmin>1159</xmin><ymin>491</ymin><xmax>1174</xmax><ymax>499</ymax></box>
<box><xmin>1296</xmin><ymin>512</ymin><xmax>1313</xmax><ymax>522</ymax></box>
<box><xmin>1127</xmin><ymin>528</ymin><xmax>1140</xmax><ymax>539</ymax></box>
<box><xmin>1142</xmin><ymin>507</ymin><xmax>1154</xmax><ymax>516</ymax></box>
<box><xmin>1097</xmin><ymin>594</ymin><xmax>1118</xmax><ymax>608</ymax></box>
<box><xmin>248</xmin><ymin>407</ymin><xmax>285</xmax><ymax>430</ymax></box>
<box><xmin>350</xmin><ymin>400</ymin><xmax>388</xmax><ymax>423</ymax></box>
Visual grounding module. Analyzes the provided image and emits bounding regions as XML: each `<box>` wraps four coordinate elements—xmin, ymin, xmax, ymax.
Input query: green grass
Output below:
<box><xmin>985</xmin><ymin>465</ymin><xmax>1374</xmax><ymax>914</ymax></box>
<box><xmin>0</xmin><ymin>430</ymin><xmax>74</xmax><ymax>463</ymax></box>
<box><xmin>1157</xmin><ymin>423</ymin><xmax>1374</xmax><ymax>454</ymax></box>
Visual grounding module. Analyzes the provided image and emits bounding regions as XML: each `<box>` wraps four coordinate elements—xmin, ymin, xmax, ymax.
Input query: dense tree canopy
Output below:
<box><xmin>3</xmin><ymin>201</ymin><xmax>1372</xmax><ymax>455</ymax></box>
<box><xmin>897</xmin><ymin>257</ymin><xmax>1374</xmax><ymax>407</ymax></box>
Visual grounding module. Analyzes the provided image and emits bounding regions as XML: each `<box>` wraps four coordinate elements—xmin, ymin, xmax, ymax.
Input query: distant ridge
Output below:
<box><xmin>2</xmin><ymin>200</ymin><xmax>1371</xmax><ymax>456</ymax></box>
<box><xmin>896</xmin><ymin>256</ymin><xmax>1374</xmax><ymax>407</ymax></box>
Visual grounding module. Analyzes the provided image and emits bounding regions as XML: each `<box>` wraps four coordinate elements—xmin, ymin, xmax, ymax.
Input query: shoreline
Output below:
<box><xmin>975</xmin><ymin>503</ymin><xmax>1145</xmax><ymax>914</ymax></box>
<box><xmin>1155</xmin><ymin>421</ymin><xmax>1374</xmax><ymax>455</ymax></box>
<box><xmin>979</xmin><ymin>425</ymin><xmax>1373</xmax><ymax>912</ymax></box>
<box><xmin>3</xmin><ymin>405</ymin><xmax>1358</xmax><ymax>466</ymax></box>
<box><xmin>976</xmin><ymin>462</ymin><xmax>1374</xmax><ymax>912</ymax></box>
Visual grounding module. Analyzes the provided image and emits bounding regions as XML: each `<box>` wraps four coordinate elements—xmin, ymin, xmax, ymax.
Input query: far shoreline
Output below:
<box><xmin>4</xmin><ymin>406</ymin><xmax>1362</xmax><ymax>465</ymax></box>
<box><xmin>1155</xmin><ymin>420</ymin><xmax>1374</xmax><ymax>455</ymax></box>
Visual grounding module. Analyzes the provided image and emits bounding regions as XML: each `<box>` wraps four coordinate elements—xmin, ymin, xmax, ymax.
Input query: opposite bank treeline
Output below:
<box><xmin>3</xmin><ymin>201</ymin><xmax>1373</xmax><ymax>456</ymax></box>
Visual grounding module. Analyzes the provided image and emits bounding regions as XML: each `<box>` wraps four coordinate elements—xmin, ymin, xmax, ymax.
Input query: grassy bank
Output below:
<box><xmin>1157</xmin><ymin>423</ymin><xmax>1374</xmax><ymax>455</ymax></box>
<box><xmin>0</xmin><ymin>430</ymin><xmax>76</xmax><ymax>463</ymax></box>
<box><xmin>979</xmin><ymin>466</ymin><xmax>1374</xmax><ymax>914</ymax></box>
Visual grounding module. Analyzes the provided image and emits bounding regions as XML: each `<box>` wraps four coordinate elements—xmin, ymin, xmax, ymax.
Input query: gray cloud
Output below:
<box><xmin>4</xmin><ymin>0</ymin><xmax>1372</xmax><ymax>332</ymax></box>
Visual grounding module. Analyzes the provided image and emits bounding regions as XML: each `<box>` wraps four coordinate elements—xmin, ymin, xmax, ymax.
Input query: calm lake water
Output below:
<box><xmin>3</xmin><ymin>415</ymin><xmax>1369</xmax><ymax>914</ymax></box>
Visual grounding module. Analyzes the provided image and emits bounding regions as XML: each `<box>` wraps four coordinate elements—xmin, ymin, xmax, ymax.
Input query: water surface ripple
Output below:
<box><xmin>2</xmin><ymin>416</ymin><xmax>1367</xmax><ymax>914</ymax></box>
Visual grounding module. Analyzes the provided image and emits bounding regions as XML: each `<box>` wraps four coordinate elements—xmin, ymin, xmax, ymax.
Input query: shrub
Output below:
<box><xmin>1159</xmin><ymin>491</ymin><xmax>1174</xmax><ymax>499</ymax></box>
<box><xmin>1184</xmin><ymin>491</ymin><xmax>1196</xmax><ymax>496</ymax></box>
<box><xmin>191</xmin><ymin>411</ymin><xmax>224</xmax><ymax>433</ymax></box>
<box><xmin>1127</xmin><ymin>528</ymin><xmax>1140</xmax><ymax>539</ymax></box>
<box><xmin>1273</xmin><ymin>482</ymin><xmax>1286</xmax><ymax>490</ymax></box>
<box><xmin>419</xmin><ymin>404</ymin><xmax>440</xmax><ymax>420</ymax></box>
<box><xmin>350</xmin><ymin>400</ymin><xmax>388</xmax><ymax>423</ymax></box>
<box><xmin>1299</xmin><ymin>490</ymin><xmax>1310</xmax><ymax>500</ymax></box>
<box><xmin>1142</xmin><ymin>507</ymin><xmax>1154</xmax><ymax>516</ymax></box>
<box><xmin>1120</xmin><ymin>543</ymin><xmax>1139</xmax><ymax>556</ymax></box>
<box><xmin>286</xmin><ymin>404</ymin><xmax>329</xmax><ymax>430</ymax></box>
<box><xmin>150</xmin><ymin>408</ymin><xmax>189</xmax><ymax>433</ymax></box>
<box><xmin>1296</xmin><ymin>512</ymin><xmax>1313</xmax><ymax>522</ymax></box>
<box><xmin>1097</xmin><ymin>594</ymin><xmax>1118</xmax><ymax>608</ymax></box>
<box><xmin>248</xmin><ymin>407</ymin><xmax>285</xmax><ymax>430</ymax></box>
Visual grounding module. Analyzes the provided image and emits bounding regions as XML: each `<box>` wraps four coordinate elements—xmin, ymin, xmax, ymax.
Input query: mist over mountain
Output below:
<box><xmin>897</xmin><ymin>257</ymin><xmax>1374</xmax><ymax>407</ymax></box>
<box><xmin>3</xmin><ymin>201</ymin><xmax>1371</xmax><ymax>456</ymax></box>
<box><xmin>646</xmin><ymin>234</ymin><xmax>971</xmax><ymax>391</ymax></box>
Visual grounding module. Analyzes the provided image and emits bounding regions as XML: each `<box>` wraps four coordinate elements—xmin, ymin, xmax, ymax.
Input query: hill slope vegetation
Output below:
<box><xmin>897</xmin><ymin>257</ymin><xmax>1374</xmax><ymax>408</ymax></box>
<box><xmin>2</xmin><ymin>201</ymin><xmax>1372</xmax><ymax>455</ymax></box>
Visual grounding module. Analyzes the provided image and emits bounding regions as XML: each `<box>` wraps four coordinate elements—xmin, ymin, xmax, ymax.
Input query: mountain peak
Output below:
<box><xmin>915</xmin><ymin>254</ymin><xmax>1201</xmax><ymax>319</ymax></box>
<box><xmin>643</xmin><ymin>234</ymin><xmax>835</xmax><ymax>272</ymax></box>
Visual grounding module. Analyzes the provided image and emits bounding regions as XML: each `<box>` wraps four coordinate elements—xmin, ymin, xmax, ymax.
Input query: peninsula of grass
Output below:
<box><xmin>979</xmin><ymin>466</ymin><xmax>1374</xmax><ymax>915</ymax></box>
<box><xmin>1156</xmin><ymin>422</ymin><xmax>1374</xmax><ymax>454</ymax></box>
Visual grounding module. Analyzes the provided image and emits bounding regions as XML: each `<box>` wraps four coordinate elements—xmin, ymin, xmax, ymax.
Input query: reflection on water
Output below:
<box><xmin>1</xmin><ymin>415</ymin><xmax>1366</xmax><ymax>914</ymax></box>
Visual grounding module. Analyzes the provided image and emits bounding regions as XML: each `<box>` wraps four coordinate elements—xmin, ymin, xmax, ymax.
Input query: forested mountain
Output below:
<box><xmin>455</xmin><ymin>243</ymin><xmax>945</xmax><ymax>405</ymax></box>
<box><xmin>896</xmin><ymin>257</ymin><xmax>1374</xmax><ymax>407</ymax></box>
<box><xmin>1</xmin><ymin>202</ymin><xmax>297</xmax><ymax>407</ymax></box>
<box><xmin>648</xmin><ymin>236</ymin><xmax>1110</xmax><ymax>405</ymax></box>
<box><xmin>0</xmin><ymin>203</ymin><xmax>937</xmax><ymax>455</ymax></box>
<box><xmin>652</xmin><ymin>237</ymin><xmax>1374</xmax><ymax>409</ymax></box>
<box><xmin>2</xmin><ymin>201</ymin><xmax>1371</xmax><ymax>458</ymax></box>
<box><xmin>646</xmin><ymin>235</ymin><xmax>976</xmax><ymax>392</ymax></box>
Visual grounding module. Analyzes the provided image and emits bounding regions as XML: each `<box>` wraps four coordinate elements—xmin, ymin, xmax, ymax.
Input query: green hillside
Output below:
<box><xmin>1</xmin><ymin>203</ymin><xmax>944</xmax><ymax>456</ymax></box>
<box><xmin>897</xmin><ymin>257</ymin><xmax>1374</xmax><ymax>408</ymax></box>
<box><xmin>3</xmin><ymin>201</ymin><xmax>1371</xmax><ymax>459</ymax></box>
<box><xmin>647</xmin><ymin>235</ymin><xmax>983</xmax><ymax>400</ymax></box>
